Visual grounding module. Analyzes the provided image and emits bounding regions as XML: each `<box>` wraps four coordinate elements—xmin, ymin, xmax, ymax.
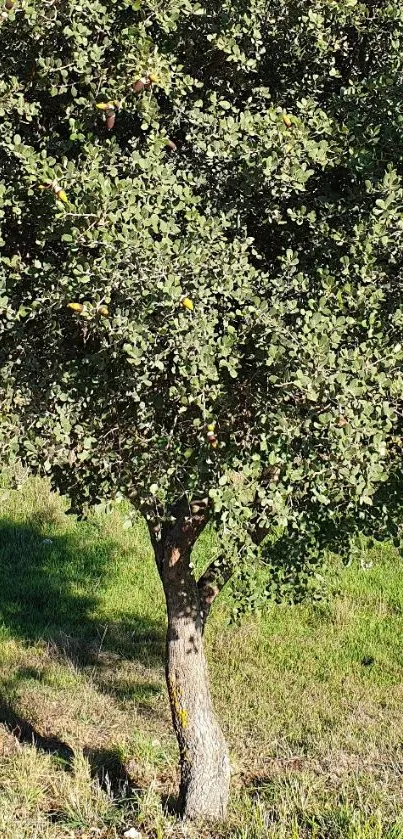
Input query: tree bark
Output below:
<box><xmin>152</xmin><ymin>515</ymin><xmax>230</xmax><ymax>820</ymax></box>
<box><xmin>197</xmin><ymin>556</ymin><xmax>233</xmax><ymax>633</ymax></box>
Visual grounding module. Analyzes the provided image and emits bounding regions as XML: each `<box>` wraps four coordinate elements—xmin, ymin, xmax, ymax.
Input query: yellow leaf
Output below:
<box><xmin>56</xmin><ymin>189</ymin><xmax>68</xmax><ymax>203</ymax></box>
<box><xmin>181</xmin><ymin>296</ymin><xmax>194</xmax><ymax>311</ymax></box>
<box><xmin>148</xmin><ymin>73</ymin><xmax>159</xmax><ymax>83</ymax></box>
<box><xmin>67</xmin><ymin>302</ymin><xmax>84</xmax><ymax>313</ymax></box>
<box><xmin>96</xmin><ymin>102</ymin><xmax>110</xmax><ymax>110</ymax></box>
<box><xmin>207</xmin><ymin>423</ymin><xmax>215</xmax><ymax>432</ymax></box>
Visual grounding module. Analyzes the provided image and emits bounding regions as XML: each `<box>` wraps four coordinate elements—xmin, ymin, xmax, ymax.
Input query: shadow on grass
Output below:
<box><xmin>0</xmin><ymin>518</ymin><xmax>167</xmax><ymax>792</ymax></box>
<box><xmin>0</xmin><ymin>695</ymin><xmax>135</xmax><ymax>797</ymax></box>
<box><xmin>0</xmin><ymin>697</ymin><xmax>74</xmax><ymax>764</ymax></box>
<box><xmin>0</xmin><ymin>518</ymin><xmax>164</xmax><ymax>660</ymax></box>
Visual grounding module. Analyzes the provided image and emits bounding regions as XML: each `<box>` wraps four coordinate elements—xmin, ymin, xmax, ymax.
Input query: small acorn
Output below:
<box><xmin>52</xmin><ymin>183</ymin><xmax>68</xmax><ymax>203</ymax></box>
<box><xmin>133</xmin><ymin>77</ymin><xmax>148</xmax><ymax>93</ymax></box>
<box><xmin>282</xmin><ymin>114</ymin><xmax>292</xmax><ymax>128</ymax></box>
<box><xmin>5</xmin><ymin>0</ymin><xmax>15</xmax><ymax>10</ymax></box>
<box><xmin>97</xmin><ymin>305</ymin><xmax>109</xmax><ymax>317</ymax></box>
<box><xmin>106</xmin><ymin>109</ymin><xmax>116</xmax><ymax>130</ymax></box>
<box><xmin>134</xmin><ymin>74</ymin><xmax>156</xmax><ymax>93</ymax></box>
<box><xmin>39</xmin><ymin>181</ymin><xmax>68</xmax><ymax>203</ymax></box>
<box><xmin>67</xmin><ymin>302</ymin><xmax>84</xmax><ymax>313</ymax></box>
<box><xmin>96</xmin><ymin>101</ymin><xmax>119</xmax><ymax>130</ymax></box>
<box><xmin>166</xmin><ymin>139</ymin><xmax>177</xmax><ymax>152</ymax></box>
<box><xmin>206</xmin><ymin>422</ymin><xmax>218</xmax><ymax>449</ymax></box>
<box><xmin>180</xmin><ymin>296</ymin><xmax>194</xmax><ymax>311</ymax></box>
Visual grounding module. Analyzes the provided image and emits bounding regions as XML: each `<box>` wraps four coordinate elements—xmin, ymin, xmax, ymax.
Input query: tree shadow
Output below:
<box><xmin>0</xmin><ymin>517</ymin><xmax>168</xmax><ymax>794</ymax></box>
<box><xmin>0</xmin><ymin>696</ymin><xmax>74</xmax><ymax>765</ymax></box>
<box><xmin>0</xmin><ymin>695</ymin><xmax>138</xmax><ymax>799</ymax></box>
<box><xmin>0</xmin><ymin>518</ymin><xmax>165</xmax><ymax>663</ymax></box>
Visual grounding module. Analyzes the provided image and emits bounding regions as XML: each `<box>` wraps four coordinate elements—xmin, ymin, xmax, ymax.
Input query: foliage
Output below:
<box><xmin>1</xmin><ymin>0</ymin><xmax>403</xmax><ymax>596</ymax></box>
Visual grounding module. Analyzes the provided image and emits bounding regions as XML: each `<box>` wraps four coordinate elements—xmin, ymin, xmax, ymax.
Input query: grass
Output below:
<box><xmin>0</xmin><ymin>471</ymin><xmax>402</xmax><ymax>838</ymax></box>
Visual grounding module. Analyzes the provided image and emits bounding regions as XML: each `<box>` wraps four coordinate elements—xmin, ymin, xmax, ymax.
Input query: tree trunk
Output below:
<box><xmin>158</xmin><ymin>532</ymin><xmax>230</xmax><ymax>820</ymax></box>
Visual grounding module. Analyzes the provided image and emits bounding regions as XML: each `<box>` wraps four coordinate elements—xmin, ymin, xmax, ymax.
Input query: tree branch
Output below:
<box><xmin>197</xmin><ymin>557</ymin><xmax>234</xmax><ymax>632</ymax></box>
<box><xmin>146</xmin><ymin>495</ymin><xmax>209</xmax><ymax>579</ymax></box>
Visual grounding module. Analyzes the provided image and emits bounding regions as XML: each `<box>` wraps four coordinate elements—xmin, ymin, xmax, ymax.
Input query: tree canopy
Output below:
<box><xmin>1</xmin><ymin>0</ymin><xmax>403</xmax><ymax>578</ymax></box>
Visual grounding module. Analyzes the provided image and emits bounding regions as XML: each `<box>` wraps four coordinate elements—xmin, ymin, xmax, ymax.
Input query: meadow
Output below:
<box><xmin>0</xmin><ymin>471</ymin><xmax>402</xmax><ymax>839</ymax></box>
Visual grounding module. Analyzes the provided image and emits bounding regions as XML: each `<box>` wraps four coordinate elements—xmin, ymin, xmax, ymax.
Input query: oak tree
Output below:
<box><xmin>1</xmin><ymin>0</ymin><xmax>403</xmax><ymax>820</ymax></box>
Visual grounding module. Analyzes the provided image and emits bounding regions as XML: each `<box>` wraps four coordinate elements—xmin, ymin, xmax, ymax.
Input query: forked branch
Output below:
<box><xmin>197</xmin><ymin>557</ymin><xmax>234</xmax><ymax>631</ymax></box>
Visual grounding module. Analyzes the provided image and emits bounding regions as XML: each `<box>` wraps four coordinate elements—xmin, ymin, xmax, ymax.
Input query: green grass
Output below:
<box><xmin>0</xmin><ymin>472</ymin><xmax>402</xmax><ymax>838</ymax></box>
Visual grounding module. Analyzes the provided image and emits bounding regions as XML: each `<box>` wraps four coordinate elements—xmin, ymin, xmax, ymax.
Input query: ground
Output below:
<box><xmin>0</xmin><ymin>470</ymin><xmax>402</xmax><ymax>838</ymax></box>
